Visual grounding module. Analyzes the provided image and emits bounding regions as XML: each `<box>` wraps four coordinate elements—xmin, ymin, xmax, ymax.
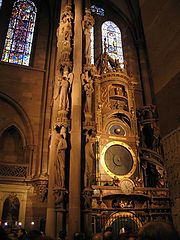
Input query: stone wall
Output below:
<box><xmin>140</xmin><ymin>0</ymin><xmax>180</xmax><ymax>233</ymax></box>
<box><xmin>162</xmin><ymin>127</ymin><xmax>180</xmax><ymax>233</ymax></box>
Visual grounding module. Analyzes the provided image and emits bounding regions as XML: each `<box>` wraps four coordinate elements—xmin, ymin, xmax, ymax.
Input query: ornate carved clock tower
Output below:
<box><xmin>94</xmin><ymin>47</ymin><xmax>139</xmax><ymax>188</ymax></box>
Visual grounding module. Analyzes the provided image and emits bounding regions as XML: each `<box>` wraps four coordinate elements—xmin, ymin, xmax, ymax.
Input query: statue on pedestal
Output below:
<box><xmin>82</xmin><ymin>71</ymin><xmax>94</xmax><ymax>114</ymax></box>
<box><xmin>84</xmin><ymin>129</ymin><xmax>96</xmax><ymax>188</ymax></box>
<box><xmin>54</xmin><ymin>68</ymin><xmax>73</xmax><ymax>112</ymax></box>
<box><xmin>54</xmin><ymin>134</ymin><xmax>67</xmax><ymax>188</ymax></box>
<box><xmin>58</xmin><ymin>5</ymin><xmax>73</xmax><ymax>48</ymax></box>
<box><xmin>82</xmin><ymin>8</ymin><xmax>94</xmax><ymax>66</ymax></box>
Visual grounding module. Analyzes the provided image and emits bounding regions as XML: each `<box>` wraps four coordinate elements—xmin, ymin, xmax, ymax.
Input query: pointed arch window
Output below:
<box><xmin>1</xmin><ymin>0</ymin><xmax>37</xmax><ymax>66</ymax></box>
<box><xmin>102</xmin><ymin>21</ymin><xmax>124</xmax><ymax>68</ymax></box>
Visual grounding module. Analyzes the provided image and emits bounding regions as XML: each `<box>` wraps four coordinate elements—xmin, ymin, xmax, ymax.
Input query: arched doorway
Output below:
<box><xmin>105</xmin><ymin>212</ymin><xmax>142</xmax><ymax>240</ymax></box>
<box><xmin>2</xmin><ymin>194</ymin><xmax>20</xmax><ymax>226</ymax></box>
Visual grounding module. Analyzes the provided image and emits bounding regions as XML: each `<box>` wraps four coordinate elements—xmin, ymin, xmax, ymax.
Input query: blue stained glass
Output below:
<box><xmin>17</xmin><ymin>43</ymin><xmax>24</xmax><ymax>53</ymax></box>
<box><xmin>7</xmin><ymin>29</ymin><xmax>13</xmax><ymax>39</ymax></box>
<box><xmin>25</xmin><ymin>43</ymin><xmax>31</xmax><ymax>54</ymax></box>
<box><xmin>28</xmin><ymin>22</ymin><xmax>34</xmax><ymax>32</ymax></box>
<box><xmin>91</xmin><ymin>5</ymin><xmax>104</xmax><ymax>16</ymax></box>
<box><xmin>102</xmin><ymin>21</ymin><xmax>124</xmax><ymax>68</ymax></box>
<box><xmin>4</xmin><ymin>39</ymin><xmax>12</xmax><ymax>50</ymax></box>
<box><xmin>18</xmin><ymin>54</ymin><xmax>23</xmax><ymax>61</ymax></box>
<box><xmin>9</xmin><ymin>53</ymin><xmax>18</xmax><ymax>63</ymax></box>
<box><xmin>27</xmin><ymin>31</ymin><xmax>33</xmax><ymax>42</ymax></box>
<box><xmin>23</xmin><ymin>55</ymin><xmax>30</xmax><ymax>66</ymax></box>
<box><xmin>2</xmin><ymin>52</ymin><xmax>9</xmax><ymax>62</ymax></box>
<box><xmin>1</xmin><ymin>0</ymin><xmax>37</xmax><ymax>66</ymax></box>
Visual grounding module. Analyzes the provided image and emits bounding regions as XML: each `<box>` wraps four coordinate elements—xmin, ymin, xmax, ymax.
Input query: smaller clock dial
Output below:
<box><xmin>120</xmin><ymin>178</ymin><xmax>134</xmax><ymax>194</ymax></box>
<box><xmin>109</xmin><ymin>125</ymin><xmax>125</xmax><ymax>136</ymax></box>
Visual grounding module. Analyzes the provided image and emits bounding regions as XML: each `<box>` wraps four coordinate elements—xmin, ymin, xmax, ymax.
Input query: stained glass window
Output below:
<box><xmin>91</xmin><ymin>5</ymin><xmax>104</xmax><ymax>16</ymax></box>
<box><xmin>102</xmin><ymin>21</ymin><xmax>124</xmax><ymax>68</ymax></box>
<box><xmin>1</xmin><ymin>0</ymin><xmax>37</xmax><ymax>66</ymax></box>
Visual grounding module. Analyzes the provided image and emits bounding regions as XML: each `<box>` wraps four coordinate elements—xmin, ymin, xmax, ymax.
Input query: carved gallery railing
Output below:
<box><xmin>140</xmin><ymin>148</ymin><xmax>164</xmax><ymax>166</ymax></box>
<box><xmin>0</xmin><ymin>162</ymin><xmax>29</xmax><ymax>178</ymax></box>
<box><xmin>92</xmin><ymin>183</ymin><xmax>169</xmax><ymax>198</ymax></box>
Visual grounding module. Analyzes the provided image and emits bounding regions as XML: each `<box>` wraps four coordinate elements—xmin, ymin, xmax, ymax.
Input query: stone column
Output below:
<box><xmin>68</xmin><ymin>0</ymin><xmax>83</xmax><ymax>239</ymax></box>
<box><xmin>82</xmin><ymin>188</ymin><xmax>93</xmax><ymax>239</ymax></box>
<box><xmin>45</xmin><ymin>133</ymin><xmax>56</xmax><ymax>238</ymax></box>
<box><xmin>45</xmin><ymin>1</ymin><xmax>67</xmax><ymax>239</ymax></box>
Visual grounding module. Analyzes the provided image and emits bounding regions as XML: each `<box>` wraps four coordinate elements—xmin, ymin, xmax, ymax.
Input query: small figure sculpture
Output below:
<box><xmin>112</xmin><ymin>176</ymin><xmax>120</xmax><ymax>186</ymax></box>
<box><xmin>61</xmin><ymin>5</ymin><xmax>73</xmax><ymax>47</ymax></box>
<box><xmin>82</xmin><ymin>71</ymin><xmax>94</xmax><ymax>113</ymax></box>
<box><xmin>82</xmin><ymin>9</ymin><xmax>94</xmax><ymax>65</ymax></box>
<box><xmin>92</xmin><ymin>198</ymin><xmax>98</xmax><ymax>208</ymax></box>
<box><xmin>84</xmin><ymin>130</ymin><xmax>96</xmax><ymax>187</ymax></box>
<box><xmin>54</xmin><ymin>134</ymin><xmax>67</xmax><ymax>187</ymax></box>
<box><xmin>135</xmin><ymin>177</ymin><xmax>142</xmax><ymax>187</ymax></box>
<box><xmin>83</xmin><ymin>190</ymin><xmax>92</xmax><ymax>209</ymax></box>
<box><xmin>57</xmin><ymin>69</ymin><xmax>73</xmax><ymax>111</ymax></box>
<box><xmin>56</xmin><ymin>5</ymin><xmax>73</xmax><ymax>48</ymax></box>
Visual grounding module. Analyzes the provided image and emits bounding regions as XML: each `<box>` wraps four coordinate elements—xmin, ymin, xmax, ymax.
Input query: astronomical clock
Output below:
<box><xmin>94</xmin><ymin>64</ymin><xmax>139</xmax><ymax>187</ymax></box>
<box><xmin>87</xmin><ymin>51</ymin><xmax>171</xmax><ymax>237</ymax></box>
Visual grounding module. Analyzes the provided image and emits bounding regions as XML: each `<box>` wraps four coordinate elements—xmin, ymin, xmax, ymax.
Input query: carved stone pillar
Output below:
<box><xmin>45</xmin><ymin>128</ymin><xmax>57</xmax><ymax>238</ymax></box>
<box><xmin>82</xmin><ymin>188</ymin><xmax>93</xmax><ymax>239</ymax></box>
<box><xmin>68</xmin><ymin>0</ymin><xmax>83</xmax><ymax>239</ymax></box>
<box><xmin>53</xmin><ymin>187</ymin><xmax>68</xmax><ymax>239</ymax></box>
<box><xmin>46</xmin><ymin>1</ymin><xmax>71</xmax><ymax>238</ymax></box>
<box><xmin>82</xmin><ymin>8</ymin><xmax>94</xmax><ymax>68</ymax></box>
<box><xmin>25</xmin><ymin>144</ymin><xmax>35</xmax><ymax>177</ymax></box>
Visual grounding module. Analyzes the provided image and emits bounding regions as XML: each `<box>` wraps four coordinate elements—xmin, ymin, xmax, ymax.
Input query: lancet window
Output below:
<box><xmin>1</xmin><ymin>0</ymin><xmax>37</xmax><ymax>66</ymax></box>
<box><xmin>102</xmin><ymin>21</ymin><xmax>124</xmax><ymax>68</ymax></box>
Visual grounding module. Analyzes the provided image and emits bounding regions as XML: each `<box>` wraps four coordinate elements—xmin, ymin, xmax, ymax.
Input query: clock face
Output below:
<box><xmin>120</xmin><ymin>178</ymin><xmax>134</xmax><ymax>194</ymax></box>
<box><xmin>109</xmin><ymin>125</ymin><xmax>125</xmax><ymax>136</ymax></box>
<box><xmin>104</xmin><ymin>145</ymin><xmax>133</xmax><ymax>176</ymax></box>
<box><xmin>100</xmin><ymin>141</ymin><xmax>137</xmax><ymax>178</ymax></box>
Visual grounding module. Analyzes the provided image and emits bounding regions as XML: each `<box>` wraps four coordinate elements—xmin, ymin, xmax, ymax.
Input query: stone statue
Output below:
<box><xmin>54</xmin><ymin>134</ymin><xmax>67</xmax><ymax>187</ymax></box>
<box><xmin>82</xmin><ymin>9</ymin><xmax>94</xmax><ymax>65</ymax></box>
<box><xmin>3</xmin><ymin>193</ymin><xmax>19</xmax><ymax>223</ymax></box>
<box><xmin>82</xmin><ymin>71</ymin><xmax>94</xmax><ymax>113</ymax></box>
<box><xmin>134</xmin><ymin>177</ymin><xmax>142</xmax><ymax>187</ymax></box>
<box><xmin>56</xmin><ymin>5</ymin><xmax>73</xmax><ymax>49</ymax></box>
<box><xmin>83</xmin><ymin>190</ymin><xmax>92</xmax><ymax>209</ymax></box>
<box><xmin>84</xmin><ymin>130</ymin><xmax>96</xmax><ymax>187</ymax></box>
<box><xmin>58</xmin><ymin>70</ymin><xmax>73</xmax><ymax>111</ymax></box>
<box><xmin>61</xmin><ymin>5</ymin><xmax>73</xmax><ymax>47</ymax></box>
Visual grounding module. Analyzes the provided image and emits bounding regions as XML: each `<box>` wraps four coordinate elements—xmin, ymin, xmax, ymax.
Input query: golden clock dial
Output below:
<box><xmin>104</xmin><ymin>145</ymin><xmax>133</xmax><ymax>176</ymax></box>
<box><xmin>109</xmin><ymin>125</ymin><xmax>125</xmax><ymax>136</ymax></box>
<box><xmin>100</xmin><ymin>141</ymin><xmax>137</xmax><ymax>179</ymax></box>
<box><xmin>120</xmin><ymin>178</ymin><xmax>134</xmax><ymax>194</ymax></box>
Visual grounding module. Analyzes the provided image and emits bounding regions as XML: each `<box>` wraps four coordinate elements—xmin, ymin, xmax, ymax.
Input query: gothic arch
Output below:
<box><xmin>0</xmin><ymin>123</ymin><xmax>26</xmax><ymax>146</ymax></box>
<box><xmin>2</xmin><ymin>194</ymin><xmax>20</xmax><ymax>223</ymax></box>
<box><xmin>0</xmin><ymin>92</ymin><xmax>34</xmax><ymax>145</ymax></box>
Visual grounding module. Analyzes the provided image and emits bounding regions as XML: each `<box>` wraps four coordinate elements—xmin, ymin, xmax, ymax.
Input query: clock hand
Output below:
<box><xmin>108</xmin><ymin>149</ymin><xmax>114</xmax><ymax>155</ymax></box>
